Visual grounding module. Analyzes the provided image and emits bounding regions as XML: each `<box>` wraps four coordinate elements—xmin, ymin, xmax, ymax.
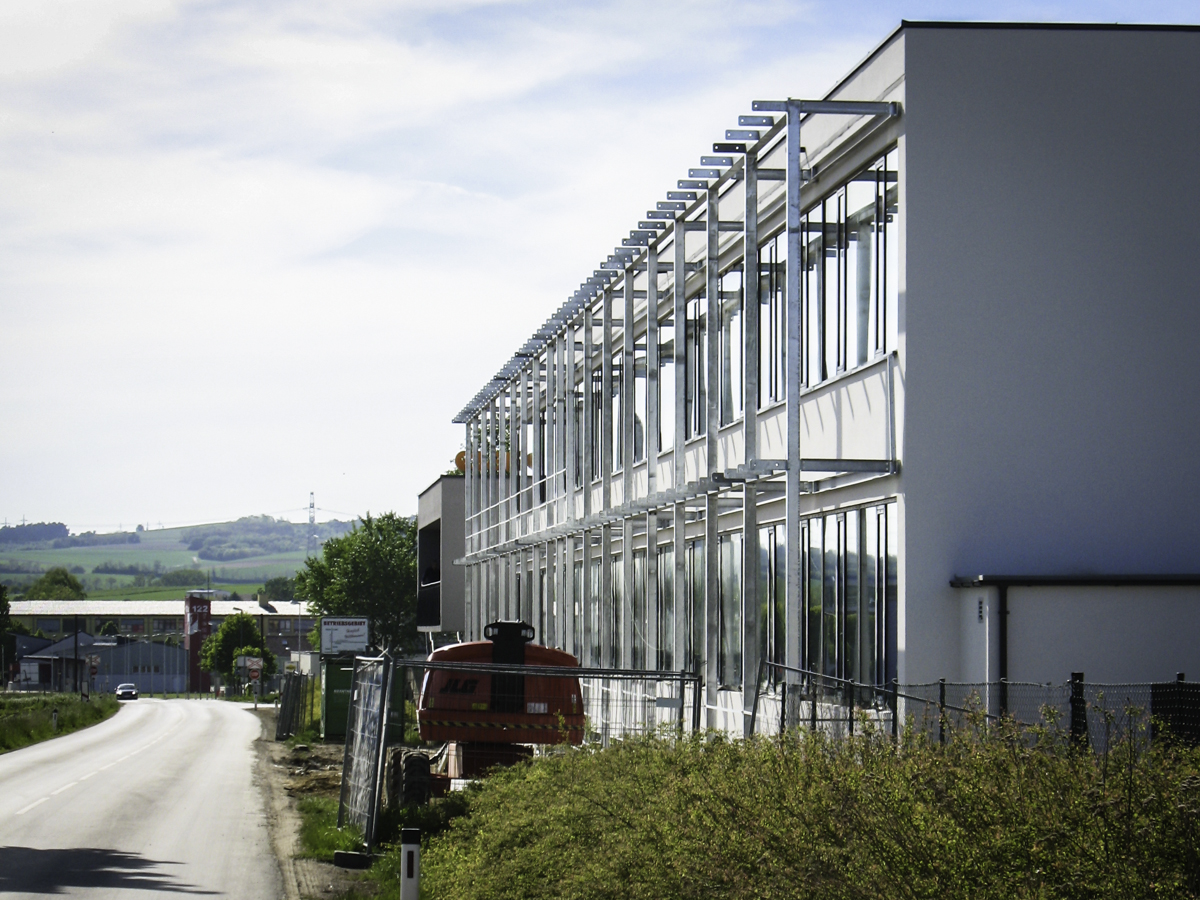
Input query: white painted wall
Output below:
<box><xmin>901</xmin><ymin>25</ymin><xmax>1200</xmax><ymax>682</ymax></box>
<box><xmin>1007</xmin><ymin>586</ymin><xmax>1200</xmax><ymax>685</ymax></box>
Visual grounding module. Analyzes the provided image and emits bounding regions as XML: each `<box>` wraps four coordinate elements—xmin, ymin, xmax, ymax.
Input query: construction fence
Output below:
<box><xmin>335</xmin><ymin>653</ymin><xmax>702</xmax><ymax>848</ymax></box>
<box><xmin>337</xmin><ymin>655</ymin><xmax>393</xmax><ymax>851</ymax></box>
<box><xmin>275</xmin><ymin>672</ymin><xmax>318</xmax><ymax>741</ymax></box>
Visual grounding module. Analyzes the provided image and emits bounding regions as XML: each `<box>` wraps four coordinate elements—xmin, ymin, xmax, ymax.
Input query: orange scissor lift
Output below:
<box><xmin>416</xmin><ymin>620</ymin><xmax>584</xmax><ymax>780</ymax></box>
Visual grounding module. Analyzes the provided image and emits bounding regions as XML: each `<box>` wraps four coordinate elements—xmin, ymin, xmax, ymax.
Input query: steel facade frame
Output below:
<box><xmin>458</xmin><ymin>98</ymin><xmax>902</xmax><ymax>720</ymax></box>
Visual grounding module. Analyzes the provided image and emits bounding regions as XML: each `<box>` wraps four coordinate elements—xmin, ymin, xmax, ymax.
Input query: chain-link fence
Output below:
<box><xmin>337</xmin><ymin>655</ymin><xmax>393</xmax><ymax>851</ymax></box>
<box><xmin>275</xmin><ymin>672</ymin><xmax>317</xmax><ymax>740</ymax></box>
<box><xmin>751</xmin><ymin>663</ymin><xmax>1200</xmax><ymax>753</ymax></box>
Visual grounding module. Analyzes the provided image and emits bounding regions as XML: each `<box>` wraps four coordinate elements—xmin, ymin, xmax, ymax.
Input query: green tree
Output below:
<box><xmin>99</xmin><ymin>620</ymin><xmax>120</xmax><ymax>637</ymax></box>
<box><xmin>24</xmin><ymin>567</ymin><xmax>87</xmax><ymax>601</ymax></box>
<box><xmin>199</xmin><ymin>612</ymin><xmax>276</xmax><ymax>678</ymax></box>
<box><xmin>0</xmin><ymin>584</ymin><xmax>9</xmax><ymax>635</ymax></box>
<box><xmin>261</xmin><ymin>575</ymin><xmax>296</xmax><ymax>605</ymax></box>
<box><xmin>295</xmin><ymin>512</ymin><xmax>419</xmax><ymax>654</ymax></box>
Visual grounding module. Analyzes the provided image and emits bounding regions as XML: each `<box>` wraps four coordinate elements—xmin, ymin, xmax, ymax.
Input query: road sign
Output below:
<box><xmin>249</xmin><ymin>668</ymin><xmax>260</xmax><ymax>681</ymax></box>
<box><xmin>90</xmin><ymin>665</ymin><xmax>98</xmax><ymax>676</ymax></box>
<box><xmin>321</xmin><ymin>617</ymin><xmax>369</xmax><ymax>654</ymax></box>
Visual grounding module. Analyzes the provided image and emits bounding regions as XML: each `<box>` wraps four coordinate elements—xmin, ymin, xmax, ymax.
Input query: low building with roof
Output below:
<box><xmin>8</xmin><ymin>595</ymin><xmax>317</xmax><ymax>676</ymax></box>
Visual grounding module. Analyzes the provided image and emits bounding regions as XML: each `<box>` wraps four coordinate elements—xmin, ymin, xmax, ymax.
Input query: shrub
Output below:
<box><xmin>395</xmin><ymin>720</ymin><xmax>1200</xmax><ymax>900</ymax></box>
<box><xmin>0</xmin><ymin>693</ymin><xmax>120</xmax><ymax>753</ymax></box>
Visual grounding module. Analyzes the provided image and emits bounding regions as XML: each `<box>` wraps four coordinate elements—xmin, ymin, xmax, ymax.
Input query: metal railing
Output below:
<box><xmin>750</xmin><ymin>662</ymin><xmax>1199</xmax><ymax>753</ymax></box>
<box><xmin>393</xmin><ymin>659</ymin><xmax>703</xmax><ymax>747</ymax></box>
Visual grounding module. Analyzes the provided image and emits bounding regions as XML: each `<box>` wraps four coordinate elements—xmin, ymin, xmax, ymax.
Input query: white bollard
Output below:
<box><xmin>400</xmin><ymin>828</ymin><xmax>420</xmax><ymax>900</ymax></box>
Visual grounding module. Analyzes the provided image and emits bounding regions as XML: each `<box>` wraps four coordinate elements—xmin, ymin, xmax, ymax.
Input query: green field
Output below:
<box><xmin>1</xmin><ymin>517</ymin><xmax>353</xmax><ymax>594</ymax></box>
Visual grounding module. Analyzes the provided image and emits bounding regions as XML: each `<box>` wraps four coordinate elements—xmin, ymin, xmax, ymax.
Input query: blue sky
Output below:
<box><xmin>2</xmin><ymin>0</ymin><xmax>1197</xmax><ymax>531</ymax></box>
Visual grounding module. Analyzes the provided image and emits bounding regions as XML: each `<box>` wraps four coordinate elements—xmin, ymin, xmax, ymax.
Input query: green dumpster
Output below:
<box><xmin>321</xmin><ymin>657</ymin><xmax>356</xmax><ymax>742</ymax></box>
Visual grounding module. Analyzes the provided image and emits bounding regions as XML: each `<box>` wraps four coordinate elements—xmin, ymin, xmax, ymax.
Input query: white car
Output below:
<box><xmin>115</xmin><ymin>683</ymin><xmax>139</xmax><ymax>700</ymax></box>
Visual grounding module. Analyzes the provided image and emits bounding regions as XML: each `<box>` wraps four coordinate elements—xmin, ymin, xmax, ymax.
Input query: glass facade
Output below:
<box><xmin>458</xmin><ymin>120</ymin><xmax>904</xmax><ymax>733</ymax></box>
<box><xmin>802</xmin><ymin>502</ymin><xmax>897</xmax><ymax>685</ymax></box>
<box><xmin>800</xmin><ymin>149</ymin><xmax>899</xmax><ymax>386</ymax></box>
<box><xmin>658</xmin><ymin>313</ymin><xmax>674</xmax><ymax>453</ymax></box>
<box><xmin>718</xmin><ymin>532</ymin><xmax>743</xmax><ymax>687</ymax></box>
<box><xmin>719</xmin><ymin>267</ymin><xmax>744</xmax><ymax>427</ymax></box>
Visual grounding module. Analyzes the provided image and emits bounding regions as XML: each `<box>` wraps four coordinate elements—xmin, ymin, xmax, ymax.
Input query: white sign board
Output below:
<box><xmin>321</xmin><ymin>617</ymin><xmax>369</xmax><ymax>655</ymax></box>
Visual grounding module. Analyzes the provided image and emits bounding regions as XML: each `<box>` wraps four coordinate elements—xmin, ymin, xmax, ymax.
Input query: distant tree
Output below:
<box><xmin>157</xmin><ymin>569</ymin><xmax>207</xmax><ymax>588</ymax></box>
<box><xmin>24</xmin><ymin>567</ymin><xmax>87</xmax><ymax>601</ymax></box>
<box><xmin>261</xmin><ymin>576</ymin><xmax>296</xmax><ymax>605</ymax></box>
<box><xmin>199</xmin><ymin>612</ymin><xmax>274</xmax><ymax>678</ymax></box>
<box><xmin>99</xmin><ymin>620</ymin><xmax>120</xmax><ymax>637</ymax></box>
<box><xmin>228</xmin><ymin>591</ymin><xmax>243</xmax><ymax>605</ymax></box>
<box><xmin>0</xmin><ymin>522</ymin><xmax>69</xmax><ymax>545</ymax></box>
<box><xmin>0</xmin><ymin>584</ymin><xmax>9</xmax><ymax>635</ymax></box>
<box><xmin>294</xmin><ymin>512</ymin><xmax>419</xmax><ymax>654</ymax></box>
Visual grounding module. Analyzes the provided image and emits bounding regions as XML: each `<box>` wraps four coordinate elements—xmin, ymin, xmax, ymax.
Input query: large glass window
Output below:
<box><xmin>758</xmin><ymin>236</ymin><xmax>786</xmax><ymax>407</ymax></box>
<box><xmin>633</xmin><ymin>333</ymin><xmax>647</xmax><ymax>463</ymax></box>
<box><xmin>800</xmin><ymin>148</ymin><xmax>900</xmax><ymax>387</ymax></box>
<box><xmin>609</xmin><ymin>554</ymin><xmax>623</xmax><ymax>668</ymax></box>
<box><xmin>757</xmin><ymin>524</ymin><xmax>786</xmax><ymax>676</ymax></box>
<box><xmin>718</xmin><ymin>532</ymin><xmax>743</xmax><ymax>687</ymax></box>
<box><xmin>612</xmin><ymin>351</ymin><xmax>623</xmax><ymax>473</ymax></box>
<box><xmin>686</xmin><ymin>537</ymin><xmax>704</xmax><ymax>673</ymax></box>
<box><xmin>656</xmin><ymin>544</ymin><xmax>674</xmax><ymax>670</ymax></box>
<box><xmin>631</xmin><ymin>550</ymin><xmax>647</xmax><ymax>668</ymax></box>
<box><xmin>658</xmin><ymin>311</ymin><xmax>675</xmax><ymax>453</ymax></box>
<box><xmin>719</xmin><ymin>268</ymin><xmax>743</xmax><ymax>427</ymax></box>
<box><xmin>588</xmin><ymin>557</ymin><xmax>601</xmax><ymax>666</ymax></box>
<box><xmin>684</xmin><ymin>294</ymin><xmax>706</xmax><ymax>439</ymax></box>
<box><xmin>590</xmin><ymin>367</ymin><xmax>602</xmax><ymax>482</ymax></box>
<box><xmin>572</xmin><ymin>560</ymin><xmax>583</xmax><ymax>658</ymax></box>
<box><xmin>802</xmin><ymin>502</ymin><xmax>896</xmax><ymax>685</ymax></box>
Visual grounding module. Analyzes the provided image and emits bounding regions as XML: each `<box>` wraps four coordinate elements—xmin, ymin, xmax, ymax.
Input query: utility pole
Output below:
<box><xmin>306</xmin><ymin>493</ymin><xmax>317</xmax><ymax>558</ymax></box>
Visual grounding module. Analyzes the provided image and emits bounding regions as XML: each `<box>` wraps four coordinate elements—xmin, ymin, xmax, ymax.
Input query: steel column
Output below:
<box><xmin>784</xmin><ymin>102</ymin><xmax>804</xmax><ymax>725</ymax></box>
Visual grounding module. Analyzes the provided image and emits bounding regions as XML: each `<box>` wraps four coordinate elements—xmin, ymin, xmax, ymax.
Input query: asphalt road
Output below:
<box><xmin>0</xmin><ymin>699</ymin><xmax>283</xmax><ymax>899</ymax></box>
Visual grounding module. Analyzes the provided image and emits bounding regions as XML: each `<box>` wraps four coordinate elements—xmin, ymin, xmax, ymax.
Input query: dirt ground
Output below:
<box><xmin>252</xmin><ymin>710</ymin><xmax>376</xmax><ymax>900</ymax></box>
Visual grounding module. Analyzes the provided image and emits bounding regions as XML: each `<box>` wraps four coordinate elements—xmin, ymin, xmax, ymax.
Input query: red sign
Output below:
<box><xmin>90</xmin><ymin>665</ymin><xmax>98</xmax><ymax>676</ymax></box>
<box><xmin>249</xmin><ymin>668</ymin><xmax>260</xmax><ymax>681</ymax></box>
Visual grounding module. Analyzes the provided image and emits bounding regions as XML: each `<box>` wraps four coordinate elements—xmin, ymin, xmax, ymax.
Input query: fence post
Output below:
<box><xmin>810</xmin><ymin>675</ymin><xmax>818</xmax><ymax>732</ymax></box>
<box><xmin>938</xmin><ymin>678</ymin><xmax>946</xmax><ymax>746</ymax></box>
<box><xmin>398</xmin><ymin>666</ymin><xmax>407</xmax><ymax>746</ymax></box>
<box><xmin>749</xmin><ymin>658</ymin><xmax>765</xmax><ymax>736</ymax></box>
<box><xmin>691</xmin><ymin>671</ymin><xmax>702</xmax><ymax>732</ymax></box>
<box><xmin>890</xmin><ymin>678</ymin><xmax>899</xmax><ymax>741</ymax></box>
<box><xmin>1070</xmin><ymin>672</ymin><xmax>1086</xmax><ymax>748</ymax></box>
<box><xmin>336</xmin><ymin>657</ymin><xmax>361</xmax><ymax>829</ymax></box>
<box><xmin>846</xmin><ymin>680</ymin><xmax>854</xmax><ymax>736</ymax></box>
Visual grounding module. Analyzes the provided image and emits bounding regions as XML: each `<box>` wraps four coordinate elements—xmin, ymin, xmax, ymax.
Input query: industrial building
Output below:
<box><xmin>6</xmin><ymin>594</ymin><xmax>315</xmax><ymax>692</ymax></box>
<box><xmin>449</xmin><ymin>22</ymin><xmax>1200</xmax><ymax>733</ymax></box>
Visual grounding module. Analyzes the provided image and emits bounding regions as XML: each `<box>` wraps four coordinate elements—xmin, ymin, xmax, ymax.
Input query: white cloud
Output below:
<box><xmin>2</xmin><ymin>0</ymin><xmax>1198</xmax><ymax>529</ymax></box>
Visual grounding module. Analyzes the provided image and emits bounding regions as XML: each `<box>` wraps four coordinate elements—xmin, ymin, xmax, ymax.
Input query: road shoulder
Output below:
<box><xmin>252</xmin><ymin>710</ymin><xmax>373</xmax><ymax>900</ymax></box>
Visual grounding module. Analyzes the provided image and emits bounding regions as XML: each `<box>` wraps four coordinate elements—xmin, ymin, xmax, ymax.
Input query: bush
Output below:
<box><xmin>392</xmin><ymin>720</ymin><xmax>1200</xmax><ymax>900</ymax></box>
<box><xmin>157</xmin><ymin>569</ymin><xmax>208</xmax><ymax>587</ymax></box>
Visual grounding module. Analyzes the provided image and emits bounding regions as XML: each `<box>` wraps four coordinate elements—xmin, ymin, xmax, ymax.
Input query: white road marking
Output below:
<box><xmin>16</xmin><ymin>797</ymin><xmax>48</xmax><ymax>815</ymax></box>
<box><xmin>79</xmin><ymin>771</ymin><xmax>97</xmax><ymax>781</ymax></box>
<box><xmin>50</xmin><ymin>782</ymin><xmax>78</xmax><ymax>795</ymax></box>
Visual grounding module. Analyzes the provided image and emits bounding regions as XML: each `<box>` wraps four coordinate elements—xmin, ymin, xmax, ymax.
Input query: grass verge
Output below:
<box><xmin>0</xmin><ymin>693</ymin><xmax>120</xmax><ymax>754</ymax></box>
<box><xmin>367</xmin><ymin>718</ymin><xmax>1200</xmax><ymax>900</ymax></box>
<box><xmin>296</xmin><ymin>796</ymin><xmax>365</xmax><ymax>861</ymax></box>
